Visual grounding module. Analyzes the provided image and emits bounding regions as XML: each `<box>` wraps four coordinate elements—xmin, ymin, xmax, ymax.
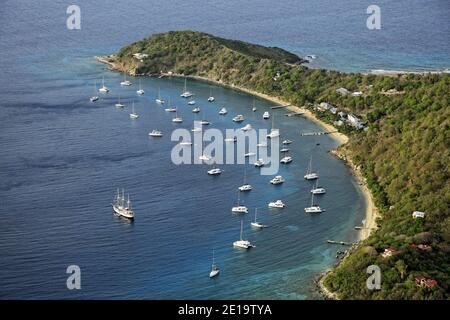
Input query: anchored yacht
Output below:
<box><xmin>233</xmin><ymin>220</ymin><xmax>254</xmax><ymax>249</ymax></box>
<box><xmin>268</xmin><ymin>200</ymin><xmax>285</xmax><ymax>208</ymax></box>
<box><xmin>270</xmin><ymin>175</ymin><xmax>285</xmax><ymax>185</ymax></box>
<box><xmin>304</xmin><ymin>156</ymin><xmax>319</xmax><ymax>180</ymax></box>
<box><xmin>112</xmin><ymin>189</ymin><xmax>135</xmax><ymax>220</ymax></box>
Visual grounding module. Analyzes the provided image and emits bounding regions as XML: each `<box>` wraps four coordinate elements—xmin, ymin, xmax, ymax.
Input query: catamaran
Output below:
<box><xmin>172</xmin><ymin>108</ymin><xmax>183</xmax><ymax>123</ymax></box>
<box><xmin>241</xmin><ymin>124</ymin><xmax>253</xmax><ymax>132</ymax></box>
<box><xmin>252</xmin><ymin>99</ymin><xmax>257</xmax><ymax>112</ymax></box>
<box><xmin>115</xmin><ymin>95</ymin><xmax>125</xmax><ymax>108</ymax></box>
<box><xmin>219</xmin><ymin>107</ymin><xmax>227</xmax><ymax>115</ymax></box>
<box><xmin>192</xmin><ymin>107</ymin><xmax>200</xmax><ymax>113</ymax></box>
<box><xmin>207</xmin><ymin>167</ymin><xmax>222</xmax><ymax>175</ymax></box>
<box><xmin>148</xmin><ymin>129</ymin><xmax>163</xmax><ymax>137</ymax></box>
<box><xmin>232</xmin><ymin>191</ymin><xmax>248</xmax><ymax>213</ymax></box>
<box><xmin>90</xmin><ymin>82</ymin><xmax>99</xmax><ymax>102</ymax></box>
<box><xmin>129</xmin><ymin>101</ymin><xmax>139</xmax><ymax>119</ymax></box>
<box><xmin>112</xmin><ymin>189</ymin><xmax>135</xmax><ymax>220</ymax></box>
<box><xmin>270</xmin><ymin>175</ymin><xmax>285</xmax><ymax>185</ymax></box>
<box><xmin>263</xmin><ymin>111</ymin><xmax>270</xmax><ymax>119</ymax></box>
<box><xmin>209</xmin><ymin>249</ymin><xmax>220</xmax><ymax>278</ymax></box>
<box><xmin>304</xmin><ymin>193</ymin><xmax>324</xmax><ymax>213</ymax></box>
<box><xmin>188</xmin><ymin>98</ymin><xmax>196</xmax><ymax>105</ymax></box>
<box><xmin>136</xmin><ymin>79</ymin><xmax>145</xmax><ymax>95</ymax></box>
<box><xmin>155</xmin><ymin>87</ymin><xmax>165</xmax><ymax>104</ymax></box>
<box><xmin>180</xmin><ymin>77</ymin><xmax>194</xmax><ymax>98</ymax></box>
<box><xmin>207</xmin><ymin>88</ymin><xmax>215</xmax><ymax>102</ymax></box>
<box><xmin>233</xmin><ymin>220</ymin><xmax>254</xmax><ymax>249</ymax></box>
<box><xmin>254</xmin><ymin>159</ymin><xmax>265</xmax><ymax>167</ymax></box>
<box><xmin>99</xmin><ymin>76</ymin><xmax>109</xmax><ymax>93</ymax></box>
<box><xmin>165</xmin><ymin>98</ymin><xmax>177</xmax><ymax>112</ymax></box>
<box><xmin>267</xmin><ymin>114</ymin><xmax>279</xmax><ymax>138</ymax></box>
<box><xmin>282</xmin><ymin>139</ymin><xmax>293</xmax><ymax>145</ymax></box>
<box><xmin>268</xmin><ymin>200</ymin><xmax>285</xmax><ymax>208</ymax></box>
<box><xmin>232</xmin><ymin>114</ymin><xmax>244</xmax><ymax>122</ymax></box>
<box><xmin>224</xmin><ymin>136</ymin><xmax>237</xmax><ymax>142</ymax></box>
<box><xmin>280</xmin><ymin>150</ymin><xmax>293</xmax><ymax>164</ymax></box>
<box><xmin>120</xmin><ymin>73</ymin><xmax>132</xmax><ymax>86</ymax></box>
<box><xmin>304</xmin><ymin>156</ymin><xmax>318</xmax><ymax>180</ymax></box>
<box><xmin>311</xmin><ymin>177</ymin><xmax>326</xmax><ymax>194</ymax></box>
<box><xmin>238</xmin><ymin>168</ymin><xmax>252</xmax><ymax>192</ymax></box>
<box><xmin>251</xmin><ymin>208</ymin><xmax>267</xmax><ymax>228</ymax></box>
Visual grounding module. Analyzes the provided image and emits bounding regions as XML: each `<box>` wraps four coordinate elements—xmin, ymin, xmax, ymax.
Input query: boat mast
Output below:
<box><xmin>254</xmin><ymin>208</ymin><xmax>258</xmax><ymax>222</ymax></box>
<box><xmin>122</xmin><ymin>189</ymin><xmax>125</xmax><ymax>207</ymax></box>
<box><xmin>240</xmin><ymin>220</ymin><xmax>244</xmax><ymax>241</ymax></box>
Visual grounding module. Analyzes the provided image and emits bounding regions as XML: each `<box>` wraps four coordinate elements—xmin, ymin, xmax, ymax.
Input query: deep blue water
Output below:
<box><xmin>0</xmin><ymin>0</ymin><xmax>447</xmax><ymax>299</ymax></box>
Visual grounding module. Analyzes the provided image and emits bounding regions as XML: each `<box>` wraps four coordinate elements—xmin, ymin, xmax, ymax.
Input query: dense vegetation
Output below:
<box><xmin>111</xmin><ymin>31</ymin><xmax>450</xmax><ymax>299</ymax></box>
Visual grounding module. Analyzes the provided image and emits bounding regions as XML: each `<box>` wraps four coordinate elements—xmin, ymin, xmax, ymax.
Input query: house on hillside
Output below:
<box><xmin>412</xmin><ymin>211</ymin><xmax>425</xmax><ymax>219</ymax></box>
<box><xmin>381</xmin><ymin>247</ymin><xmax>397</xmax><ymax>258</ymax></box>
<box><xmin>347</xmin><ymin>113</ymin><xmax>366</xmax><ymax>129</ymax></box>
<box><xmin>415</xmin><ymin>276</ymin><xmax>438</xmax><ymax>289</ymax></box>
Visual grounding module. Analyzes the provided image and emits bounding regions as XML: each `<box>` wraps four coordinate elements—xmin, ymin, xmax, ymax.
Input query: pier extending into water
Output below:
<box><xmin>300</xmin><ymin>130</ymin><xmax>338</xmax><ymax>136</ymax></box>
<box><xmin>270</xmin><ymin>104</ymin><xmax>291</xmax><ymax>109</ymax></box>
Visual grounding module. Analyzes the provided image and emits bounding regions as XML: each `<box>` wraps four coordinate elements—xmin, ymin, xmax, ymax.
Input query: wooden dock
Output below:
<box><xmin>270</xmin><ymin>104</ymin><xmax>291</xmax><ymax>110</ymax></box>
<box><xmin>300</xmin><ymin>130</ymin><xmax>338</xmax><ymax>136</ymax></box>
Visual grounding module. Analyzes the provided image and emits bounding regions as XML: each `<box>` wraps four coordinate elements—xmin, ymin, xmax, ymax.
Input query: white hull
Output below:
<box><xmin>209</xmin><ymin>269</ymin><xmax>220</xmax><ymax>278</ymax></box>
<box><xmin>311</xmin><ymin>188</ymin><xmax>326</xmax><ymax>194</ymax></box>
<box><xmin>238</xmin><ymin>184</ymin><xmax>252</xmax><ymax>191</ymax></box>
<box><xmin>251</xmin><ymin>222</ymin><xmax>267</xmax><ymax>229</ymax></box>
<box><xmin>120</xmin><ymin>81</ymin><xmax>132</xmax><ymax>86</ymax></box>
<box><xmin>233</xmin><ymin>240</ymin><xmax>254</xmax><ymax>249</ymax></box>
<box><xmin>113</xmin><ymin>204</ymin><xmax>134</xmax><ymax>219</ymax></box>
<box><xmin>304</xmin><ymin>206</ymin><xmax>324</xmax><ymax>213</ymax></box>
<box><xmin>136</xmin><ymin>90</ymin><xmax>145</xmax><ymax>95</ymax></box>
<box><xmin>232</xmin><ymin>206</ymin><xmax>248</xmax><ymax>214</ymax></box>
<box><xmin>304</xmin><ymin>173</ymin><xmax>319</xmax><ymax>180</ymax></box>
<box><xmin>130</xmin><ymin>113</ymin><xmax>139</xmax><ymax>119</ymax></box>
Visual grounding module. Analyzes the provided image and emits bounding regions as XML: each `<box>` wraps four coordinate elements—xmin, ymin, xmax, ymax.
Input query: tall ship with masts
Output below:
<box><xmin>112</xmin><ymin>189</ymin><xmax>135</xmax><ymax>220</ymax></box>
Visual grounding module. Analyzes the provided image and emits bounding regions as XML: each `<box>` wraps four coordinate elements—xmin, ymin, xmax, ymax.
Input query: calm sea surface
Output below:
<box><xmin>0</xmin><ymin>0</ymin><xmax>447</xmax><ymax>299</ymax></box>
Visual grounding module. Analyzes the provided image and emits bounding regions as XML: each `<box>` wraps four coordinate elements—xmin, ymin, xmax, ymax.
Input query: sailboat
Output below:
<box><xmin>238</xmin><ymin>167</ymin><xmax>252</xmax><ymax>191</ymax></box>
<box><xmin>164</xmin><ymin>97</ymin><xmax>177</xmax><ymax>112</ymax></box>
<box><xmin>231</xmin><ymin>191</ymin><xmax>248</xmax><ymax>213</ymax></box>
<box><xmin>252</xmin><ymin>99</ymin><xmax>257</xmax><ymax>112</ymax></box>
<box><xmin>219</xmin><ymin>107</ymin><xmax>227</xmax><ymax>115</ymax></box>
<box><xmin>129</xmin><ymin>101</ymin><xmax>139</xmax><ymax>119</ymax></box>
<box><xmin>304</xmin><ymin>193</ymin><xmax>325</xmax><ymax>213</ymax></box>
<box><xmin>155</xmin><ymin>86</ymin><xmax>165</xmax><ymax>104</ymax></box>
<box><xmin>115</xmin><ymin>95</ymin><xmax>125</xmax><ymax>108</ymax></box>
<box><xmin>120</xmin><ymin>73</ymin><xmax>132</xmax><ymax>86</ymax></box>
<box><xmin>311</xmin><ymin>176</ymin><xmax>326</xmax><ymax>194</ymax></box>
<box><xmin>209</xmin><ymin>249</ymin><xmax>220</xmax><ymax>278</ymax></box>
<box><xmin>136</xmin><ymin>79</ymin><xmax>145</xmax><ymax>95</ymax></box>
<box><xmin>188</xmin><ymin>98</ymin><xmax>196</xmax><ymax>105</ymax></box>
<box><xmin>199</xmin><ymin>137</ymin><xmax>211</xmax><ymax>161</ymax></box>
<box><xmin>266</xmin><ymin>114</ymin><xmax>279</xmax><ymax>138</ymax></box>
<box><xmin>172</xmin><ymin>108</ymin><xmax>183</xmax><ymax>123</ymax></box>
<box><xmin>263</xmin><ymin>111</ymin><xmax>270</xmax><ymax>119</ymax></box>
<box><xmin>180</xmin><ymin>77</ymin><xmax>193</xmax><ymax>98</ymax></box>
<box><xmin>192</xmin><ymin>107</ymin><xmax>200</xmax><ymax>113</ymax></box>
<box><xmin>280</xmin><ymin>150</ymin><xmax>293</xmax><ymax>164</ymax></box>
<box><xmin>98</xmin><ymin>76</ymin><xmax>109</xmax><ymax>93</ymax></box>
<box><xmin>233</xmin><ymin>220</ymin><xmax>254</xmax><ymax>249</ymax></box>
<box><xmin>251</xmin><ymin>208</ymin><xmax>267</xmax><ymax>228</ymax></box>
<box><xmin>207</xmin><ymin>167</ymin><xmax>222</xmax><ymax>175</ymax></box>
<box><xmin>304</xmin><ymin>156</ymin><xmax>318</xmax><ymax>180</ymax></box>
<box><xmin>90</xmin><ymin>82</ymin><xmax>99</xmax><ymax>102</ymax></box>
<box><xmin>112</xmin><ymin>188</ymin><xmax>135</xmax><ymax>219</ymax></box>
<box><xmin>207</xmin><ymin>88</ymin><xmax>215</xmax><ymax>102</ymax></box>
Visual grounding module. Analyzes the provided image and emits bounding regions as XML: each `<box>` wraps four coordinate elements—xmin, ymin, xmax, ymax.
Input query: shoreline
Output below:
<box><xmin>96</xmin><ymin>56</ymin><xmax>379</xmax><ymax>299</ymax></box>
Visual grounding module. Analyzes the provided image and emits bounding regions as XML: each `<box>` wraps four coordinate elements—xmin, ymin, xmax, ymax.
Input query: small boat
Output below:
<box><xmin>209</xmin><ymin>249</ymin><xmax>220</xmax><ymax>278</ymax></box>
<box><xmin>238</xmin><ymin>168</ymin><xmax>252</xmax><ymax>192</ymax></box>
<box><xmin>263</xmin><ymin>111</ymin><xmax>270</xmax><ymax>119</ymax></box>
<box><xmin>112</xmin><ymin>188</ymin><xmax>135</xmax><ymax>219</ymax></box>
<box><xmin>98</xmin><ymin>76</ymin><xmax>109</xmax><ymax>93</ymax></box>
<box><xmin>188</xmin><ymin>99</ymin><xmax>196</xmax><ymax>105</ymax></box>
<box><xmin>232</xmin><ymin>192</ymin><xmax>248</xmax><ymax>214</ymax></box>
<box><xmin>136</xmin><ymin>79</ymin><xmax>145</xmax><ymax>95</ymax></box>
<box><xmin>270</xmin><ymin>175</ymin><xmax>285</xmax><ymax>185</ymax></box>
<box><xmin>304</xmin><ymin>156</ymin><xmax>318</xmax><ymax>180</ymax></box>
<box><xmin>207</xmin><ymin>167</ymin><xmax>222</xmax><ymax>175</ymax></box>
<box><xmin>191</xmin><ymin>127</ymin><xmax>202</xmax><ymax>133</ymax></box>
<box><xmin>120</xmin><ymin>73</ymin><xmax>132</xmax><ymax>86</ymax></box>
<box><xmin>244</xmin><ymin>152</ymin><xmax>256</xmax><ymax>157</ymax></box>
<box><xmin>219</xmin><ymin>107</ymin><xmax>227</xmax><ymax>115</ymax></box>
<box><xmin>267</xmin><ymin>114</ymin><xmax>279</xmax><ymax>138</ymax></box>
<box><xmin>207</xmin><ymin>88</ymin><xmax>215</xmax><ymax>102</ymax></box>
<box><xmin>224</xmin><ymin>137</ymin><xmax>237</xmax><ymax>142</ymax></box>
<box><xmin>129</xmin><ymin>101</ymin><xmax>139</xmax><ymax>119</ymax></box>
<box><xmin>155</xmin><ymin>87</ymin><xmax>165</xmax><ymax>104</ymax></box>
<box><xmin>280</xmin><ymin>148</ymin><xmax>290</xmax><ymax>153</ymax></box>
<box><xmin>180</xmin><ymin>141</ymin><xmax>192</xmax><ymax>146</ymax></box>
<box><xmin>90</xmin><ymin>96</ymin><xmax>99</xmax><ymax>102</ymax></box>
<box><xmin>172</xmin><ymin>108</ymin><xmax>183</xmax><ymax>123</ymax></box>
<box><xmin>115</xmin><ymin>95</ymin><xmax>125</xmax><ymax>108</ymax></box>
<box><xmin>311</xmin><ymin>177</ymin><xmax>326</xmax><ymax>194</ymax></box>
<box><xmin>282</xmin><ymin>139</ymin><xmax>293</xmax><ymax>145</ymax></box>
<box><xmin>232</xmin><ymin>114</ymin><xmax>244</xmax><ymax>122</ymax></box>
<box><xmin>251</xmin><ymin>208</ymin><xmax>267</xmax><ymax>228</ymax></box>
<box><xmin>280</xmin><ymin>156</ymin><xmax>293</xmax><ymax>164</ymax></box>
<box><xmin>200</xmin><ymin>119</ymin><xmax>210</xmax><ymax>125</ymax></box>
<box><xmin>257</xmin><ymin>143</ymin><xmax>267</xmax><ymax>148</ymax></box>
<box><xmin>233</xmin><ymin>220</ymin><xmax>254</xmax><ymax>249</ymax></box>
<box><xmin>192</xmin><ymin>107</ymin><xmax>200</xmax><ymax>113</ymax></box>
<box><xmin>148</xmin><ymin>130</ymin><xmax>163</xmax><ymax>137</ymax></box>
<box><xmin>90</xmin><ymin>82</ymin><xmax>99</xmax><ymax>102</ymax></box>
<box><xmin>304</xmin><ymin>193</ymin><xmax>324</xmax><ymax>213</ymax></box>
<box><xmin>180</xmin><ymin>77</ymin><xmax>194</xmax><ymax>98</ymax></box>
<box><xmin>199</xmin><ymin>154</ymin><xmax>211</xmax><ymax>161</ymax></box>
<box><xmin>254</xmin><ymin>159</ymin><xmax>265</xmax><ymax>167</ymax></box>
<box><xmin>165</xmin><ymin>99</ymin><xmax>176</xmax><ymax>112</ymax></box>
<box><xmin>241</xmin><ymin>124</ymin><xmax>253</xmax><ymax>131</ymax></box>
<box><xmin>251</xmin><ymin>99</ymin><xmax>257</xmax><ymax>112</ymax></box>
<box><xmin>268</xmin><ymin>200</ymin><xmax>285</xmax><ymax>209</ymax></box>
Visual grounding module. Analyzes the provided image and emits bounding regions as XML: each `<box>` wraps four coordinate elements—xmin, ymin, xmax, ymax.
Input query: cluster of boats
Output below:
<box><xmin>102</xmin><ymin>74</ymin><xmax>328</xmax><ymax>278</ymax></box>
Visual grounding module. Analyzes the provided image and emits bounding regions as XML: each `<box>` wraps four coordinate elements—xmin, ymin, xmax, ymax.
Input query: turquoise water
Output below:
<box><xmin>0</xmin><ymin>0</ymin><xmax>446</xmax><ymax>299</ymax></box>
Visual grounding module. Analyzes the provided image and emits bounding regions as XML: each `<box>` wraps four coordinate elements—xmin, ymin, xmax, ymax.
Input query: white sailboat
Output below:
<box><xmin>280</xmin><ymin>150</ymin><xmax>293</xmax><ymax>164</ymax></box>
<box><xmin>115</xmin><ymin>95</ymin><xmax>125</xmax><ymax>108</ymax></box>
<box><xmin>241</xmin><ymin>124</ymin><xmax>253</xmax><ymax>132</ymax></box>
<box><xmin>311</xmin><ymin>176</ymin><xmax>326</xmax><ymax>194</ymax></box>
<box><xmin>180</xmin><ymin>77</ymin><xmax>194</xmax><ymax>98</ymax></box>
<box><xmin>192</xmin><ymin>107</ymin><xmax>200</xmax><ymax>113</ymax></box>
<box><xmin>304</xmin><ymin>193</ymin><xmax>325</xmax><ymax>213</ymax></box>
<box><xmin>233</xmin><ymin>220</ymin><xmax>254</xmax><ymax>249</ymax></box>
<box><xmin>165</xmin><ymin>97</ymin><xmax>177</xmax><ymax>112</ymax></box>
<box><xmin>90</xmin><ymin>82</ymin><xmax>99</xmax><ymax>102</ymax></box>
<box><xmin>304</xmin><ymin>156</ymin><xmax>318</xmax><ymax>180</ymax></box>
<box><xmin>209</xmin><ymin>249</ymin><xmax>220</xmax><ymax>278</ymax></box>
<box><xmin>148</xmin><ymin>129</ymin><xmax>163</xmax><ymax>137</ymax></box>
<box><xmin>120</xmin><ymin>73</ymin><xmax>132</xmax><ymax>86</ymax></box>
<box><xmin>268</xmin><ymin>200</ymin><xmax>285</xmax><ymax>208</ymax></box>
<box><xmin>129</xmin><ymin>101</ymin><xmax>139</xmax><ymax>119</ymax></box>
<box><xmin>254</xmin><ymin>159</ymin><xmax>265</xmax><ymax>167</ymax></box>
<box><xmin>251</xmin><ymin>208</ymin><xmax>267</xmax><ymax>228</ymax></box>
<box><xmin>188</xmin><ymin>98</ymin><xmax>196</xmax><ymax>105</ymax></box>
<box><xmin>112</xmin><ymin>188</ymin><xmax>135</xmax><ymax>219</ymax></box>
<box><xmin>136</xmin><ymin>79</ymin><xmax>145</xmax><ymax>95</ymax></box>
<box><xmin>252</xmin><ymin>99</ymin><xmax>257</xmax><ymax>112</ymax></box>
<box><xmin>98</xmin><ymin>76</ymin><xmax>110</xmax><ymax>93</ymax></box>
<box><xmin>238</xmin><ymin>167</ymin><xmax>252</xmax><ymax>191</ymax></box>
<box><xmin>219</xmin><ymin>107</ymin><xmax>227</xmax><ymax>115</ymax></box>
<box><xmin>155</xmin><ymin>86</ymin><xmax>165</xmax><ymax>104</ymax></box>
<box><xmin>263</xmin><ymin>111</ymin><xmax>270</xmax><ymax>119</ymax></box>
<box><xmin>232</xmin><ymin>114</ymin><xmax>244</xmax><ymax>122</ymax></box>
<box><xmin>207</xmin><ymin>88</ymin><xmax>215</xmax><ymax>102</ymax></box>
<box><xmin>231</xmin><ymin>191</ymin><xmax>248</xmax><ymax>213</ymax></box>
<box><xmin>172</xmin><ymin>108</ymin><xmax>183</xmax><ymax>123</ymax></box>
<box><xmin>207</xmin><ymin>167</ymin><xmax>222</xmax><ymax>175</ymax></box>
<box><xmin>270</xmin><ymin>175</ymin><xmax>285</xmax><ymax>185</ymax></box>
<box><xmin>267</xmin><ymin>114</ymin><xmax>280</xmax><ymax>138</ymax></box>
